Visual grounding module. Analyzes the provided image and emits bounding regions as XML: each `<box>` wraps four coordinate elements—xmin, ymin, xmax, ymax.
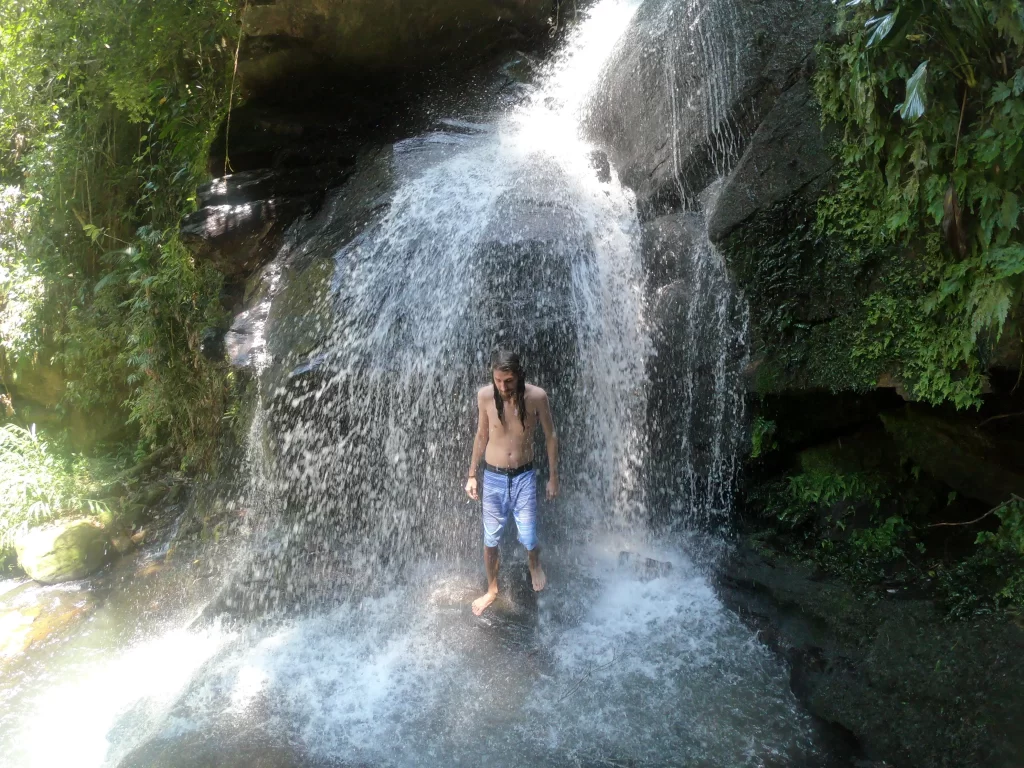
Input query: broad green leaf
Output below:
<box><xmin>866</xmin><ymin>12</ymin><xmax>898</xmax><ymax>48</ymax></box>
<box><xmin>899</xmin><ymin>61</ymin><xmax>928</xmax><ymax>121</ymax></box>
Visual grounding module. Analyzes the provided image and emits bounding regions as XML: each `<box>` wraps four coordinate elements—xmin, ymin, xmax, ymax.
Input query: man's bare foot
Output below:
<box><xmin>530</xmin><ymin>563</ymin><xmax>547</xmax><ymax>592</ymax></box>
<box><xmin>472</xmin><ymin>590</ymin><xmax>498</xmax><ymax>616</ymax></box>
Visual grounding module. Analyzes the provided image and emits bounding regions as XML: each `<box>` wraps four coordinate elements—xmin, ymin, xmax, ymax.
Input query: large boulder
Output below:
<box><xmin>881</xmin><ymin>404</ymin><xmax>1024</xmax><ymax>506</ymax></box>
<box><xmin>238</xmin><ymin>0</ymin><xmax>555</xmax><ymax>100</ymax></box>
<box><xmin>707</xmin><ymin>79</ymin><xmax>837</xmax><ymax>244</ymax></box>
<box><xmin>585</xmin><ymin>0</ymin><xmax>833</xmax><ymax>217</ymax></box>
<box><xmin>717</xmin><ymin>542</ymin><xmax>1024</xmax><ymax>768</ymax></box>
<box><xmin>14</xmin><ymin>520</ymin><xmax>111</xmax><ymax>584</ymax></box>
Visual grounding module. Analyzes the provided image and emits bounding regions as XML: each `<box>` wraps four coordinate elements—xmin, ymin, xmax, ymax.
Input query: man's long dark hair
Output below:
<box><xmin>491</xmin><ymin>349</ymin><xmax>527</xmax><ymax>428</ymax></box>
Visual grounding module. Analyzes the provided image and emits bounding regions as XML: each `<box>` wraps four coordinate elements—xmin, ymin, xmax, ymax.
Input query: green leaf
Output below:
<box><xmin>899</xmin><ymin>61</ymin><xmax>928</xmax><ymax>121</ymax></box>
<box><xmin>1000</xmin><ymin>192</ymin><xmax>1020</xmax><ymax>232</ymax></box>
<box><xmin>990</xmin><ymin>81</ymin><xmax>1013</xmax><ymax>105</ymax></box>
<box><xmin>866</xmin><ymin>12</ymin><xmax>898</xmax><ymax>48</ymax></box>
<box><xmin>1014</xmin><ymin>67</ymin><xmax>1024</xmax><ymax>97</ymax></box>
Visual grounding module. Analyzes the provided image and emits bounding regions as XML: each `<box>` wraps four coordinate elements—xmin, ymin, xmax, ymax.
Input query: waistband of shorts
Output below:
<box><xmin>483</xmin><ymin>462</ymin><xmax>534</xmax><ymax>478</ymax></box>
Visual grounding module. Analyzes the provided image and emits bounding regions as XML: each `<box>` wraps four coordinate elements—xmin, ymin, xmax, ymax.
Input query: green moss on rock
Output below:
<box><xmin>720</xmin><ymin>196</ymin><xmax>880</xmax><ymax>394</ymax></box>
<box><xmin>14</xmin><ymin>520</ymin><xmax>110</xmax><ymax>584</ymax></box>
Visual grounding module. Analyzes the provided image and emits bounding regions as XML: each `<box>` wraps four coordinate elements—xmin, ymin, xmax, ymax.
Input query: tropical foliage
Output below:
<box><xmin>0</xmin><ymin>423</ymin><xmax>70</xmax><ymax>548</ymax></box>
<box><xmin>815</xmin><ymin>0</ymin><xmax>1024</xmax><ymax>407</ymax></box>
<box><xmin>0</xmin><ymin>0</ymin><xmax>240</xmax><ymax>466</ymax></box>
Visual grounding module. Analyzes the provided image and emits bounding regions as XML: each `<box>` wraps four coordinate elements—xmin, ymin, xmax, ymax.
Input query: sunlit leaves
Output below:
<box><xmin>0</xmin><ymin>0</ymin><xmax>239</xmax><ymax>464</ymax></box>
<box><xmin>866</xmin><ymin>11</ymin><xmax>898</xmax><ymax>48</ymax></box>
<box><xmin>899</xmin><ymin>60</ymin><xmax>928</xmax><ymax>120</ymax></box>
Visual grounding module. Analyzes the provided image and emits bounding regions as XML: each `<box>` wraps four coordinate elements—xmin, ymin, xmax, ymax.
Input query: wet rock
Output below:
<box><xmin>109</xmin><ymin>530</ymin><xmax>136</xmax><ymax>555</ymax></box>
<box><xmin>641</xmin><ymin>211</ymin><xmax>702</xmax><ymax>289</ymax></box>
<box><xmin>881</xmin><ymin>404</ymin><xmax>1024</xmax><ymax>506</ymax></box>
<box><xmin>716</xmin><ymin>540</ymin><xmax>1024</xmax><ymax>767</ymax></box>
<box><xmin>116</xmin><ymin>732</ymin><xmax>335</xmax><ymax>768</ymax></box>
<box><xmin>199</xmin><ymin>325</ymin><xmax>227</xmax><ymax>362</ymax></box>
<box><xmin>707</xmin><ymin>80</ymin><xmax>837</xmax><ymax>244</ymax></box>
<box><xmin>0</xmin><ymin>581</ymin><xmax>95</xmax><ymax>664</ymax></box>
<box><xmin>586</xmin><ymin>0</ymin><xmax>832</xmax><ymax>217</ymax></box>
<box><xmin>138</xmin><ymin>482</ymin><xmax>170</xmax><ymax>508</ymax></box>
<box><xmin>644</xmin><ymin>219</ymin><xmax>748</xmax><ymax>519</ymax></box>
<box><xmin>14</xmin><ymin>520</ymin><xmax>111</xmax><ymax>584</ymax></box>
<box><xmin>618</xmin><ymin>551</ymin><xmax>672</xmax><ymax>581</ymax></box>
<box><xmin>180</xmin><ymin>196</ymin><xmax>317</xmax><ymax>280</ymax></box>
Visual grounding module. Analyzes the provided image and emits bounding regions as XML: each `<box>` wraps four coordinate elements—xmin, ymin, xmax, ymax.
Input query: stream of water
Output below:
<box><xmin>2</xmin><ymin>2</ymin><xmax>837</xmax><ymax>766</ymax></box>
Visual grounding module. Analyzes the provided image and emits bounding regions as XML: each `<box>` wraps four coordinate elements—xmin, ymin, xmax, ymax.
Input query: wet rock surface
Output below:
<box><xmin>0</xmin><ymin>580</ymin><xmax>97</xmax><ymax>664</ymax></box>
<box><xmin>586</xmin><ymin>0</ymin><xmax>832</xmax><ymax>217</ymax></box>
<box><xmin>640</xmin><ymin>211</ymin><xmax>703</xmax><ymax>289</ymax></box>
<box><xmin>716</xmin><ymin>539</ymin><xmax>1024</xmax><ymax>768</ymax></box>
<box><xmin>707</xmin><ymin>79</ymin><xmax>837</xmax><ymax>244</ymax></box>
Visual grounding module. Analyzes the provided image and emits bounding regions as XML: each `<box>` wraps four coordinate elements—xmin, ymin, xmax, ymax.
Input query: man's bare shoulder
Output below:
<box><xmin>525</xmin><ymin>383</ymin><xmax>549</xmax><ymax>402</ymax></box>
<box><xmin>476</xmin><ymin>385</ymin><xmax>493</xmax><ymax>401</ymax></box>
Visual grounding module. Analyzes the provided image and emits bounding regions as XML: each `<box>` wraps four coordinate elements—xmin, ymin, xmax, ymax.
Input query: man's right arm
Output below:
<box><xmin>466</xmin><ymin>389</ymin><xmax>489</xmax><ymax>500</ymax></box>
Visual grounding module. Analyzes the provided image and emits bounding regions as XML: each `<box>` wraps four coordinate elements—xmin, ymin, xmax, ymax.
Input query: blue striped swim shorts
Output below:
<box><xmin>482</xmin><ymin>463</ymin><xmax>538</xmax><ymax>550</ymax></box>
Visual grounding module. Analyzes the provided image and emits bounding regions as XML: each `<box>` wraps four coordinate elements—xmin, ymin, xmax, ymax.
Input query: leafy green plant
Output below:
<box><xmin>0</xmin><ymin>0</ymin><xmax>239</xmax><ymax>466</ymax></box>
<box><xmin>975</xmin><ymin>495</ymin><xmax>1024</xmax><ymax>555</ymax></box>
<box><xmin>815</xmin><ymin>0</ymin><xmax>1024</xmax><ymax>407</ymax></box>
<box><xmin>850</xmin><ymin>514</ymin><xmax>910</xmax><ymax>558</ymax></box>
<box><xmin>750</xmin><ymin>416</ymin><xmax>777</xmax><ymax>458</ymax></box>
<box><xmin>0</xmin><ymin>422</ymin><xmax>70</xmax><ymax>548</ymax></box>
<box><xmin>970</xmin><ymin>495</ymin><xmax>1024</xmax><ymax>609</ymax></box>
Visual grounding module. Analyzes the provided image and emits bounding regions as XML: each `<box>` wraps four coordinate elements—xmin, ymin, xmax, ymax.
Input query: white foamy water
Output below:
<box><xmin>134</xmin><ymin>531</ymin><xmax>817</xmax><ymax>767</ymax></box>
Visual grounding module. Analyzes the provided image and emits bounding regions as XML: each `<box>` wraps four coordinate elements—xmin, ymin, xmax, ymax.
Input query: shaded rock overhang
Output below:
<box><xmin>237</xmin><ymin>0</ymin><xmax>557</xmax><ymax>103</ymax></box>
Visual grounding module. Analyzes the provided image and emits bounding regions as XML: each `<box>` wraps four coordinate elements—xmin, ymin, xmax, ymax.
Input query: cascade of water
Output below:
<box><xmin>663</xmin><ymin>0</ymin><xmax>749</xmax><ymax>203</ymax></box>
<box><xmin>228</xmin><ymin>0</ymin><xmax>651</xmax><ymax>614</ymax></box>
<box><xmin>647</xmin><ymin>201</ymin><xmax>749</xmax><ymax>527</ymax></box>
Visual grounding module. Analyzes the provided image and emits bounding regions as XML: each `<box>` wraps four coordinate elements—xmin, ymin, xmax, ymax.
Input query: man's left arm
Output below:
<box><xmin>538</xmin><ymin>391</ymin><xmax>559</xmax><ymax>500</ymax></box>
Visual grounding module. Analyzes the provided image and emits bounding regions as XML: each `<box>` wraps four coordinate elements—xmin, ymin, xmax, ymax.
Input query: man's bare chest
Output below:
<box><xmin>487</xmin><ymin>405</ymin><xmax>537</xmax><ymax>440</ymax></box>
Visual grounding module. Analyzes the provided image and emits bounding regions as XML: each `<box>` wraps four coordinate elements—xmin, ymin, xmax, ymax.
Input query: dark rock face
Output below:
<box><xmin>180</xmin><ymin>164</ymin><xmax>356</xmax><ymax>282</ymax></box>
<box><xmin>586</xmin><ymin>0</ymin><xmax>832</xmax><ymax>217</ymax></box>
<box><xmin>238</xmin><ymin>0</ymin><xmax>554</xmax><ymax>100</ymax></box>
<box><xmin>716</xmin><ymin>542</ymin><xmax>1024</xmax><ymax>768</ymax></box>
<box><xmin>643</xmin><ymin>213</ymin><xmax>748</xmax><ymax>524</ymax></box>
<box><xmin>881</xmin><ymin>404</ymin><xmax>1024</xmax><ymax>506</ymax></box>
<box><xmin>640</xmin><ymin>211</ymin><xmax>702</xmax><ymax>289</ymax></box>
<box><xmin>707</xmin><ymin>80</ymin><xmax>838</xmax><ymax>244</ymax></box>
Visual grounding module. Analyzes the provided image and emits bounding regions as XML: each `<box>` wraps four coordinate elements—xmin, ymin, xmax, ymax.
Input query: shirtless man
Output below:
<box><xmin>465</xmin><ymin>350</ymin><xmax>558</xmax><ymax>615</ymax></box>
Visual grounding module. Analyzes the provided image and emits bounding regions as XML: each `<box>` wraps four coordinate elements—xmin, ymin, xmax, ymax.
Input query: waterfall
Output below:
<box><xmin>228</xmin><ymin>0</ymin><xmax>652</xmax><ymax>614</ymax></box>
<box><xmin>1</xmin><ymin>3</ymin><xmax>836</xmax><ymax>766</ymax></box>
<box><xmin>647</xmin><ymin>200</ymin><xmax>750</xmax><ymax>528</ymax></box>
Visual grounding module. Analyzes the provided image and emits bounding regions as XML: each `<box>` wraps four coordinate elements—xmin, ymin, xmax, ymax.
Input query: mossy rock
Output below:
<box><xmin>14</xmin><ymin>520</ymin><xmax>111</xmax><ymax>584</ymax></box>
<box><xmin>881</xmin><ymin>404</ymin><xmax>1024</xmax><ymax>506</ymax></box>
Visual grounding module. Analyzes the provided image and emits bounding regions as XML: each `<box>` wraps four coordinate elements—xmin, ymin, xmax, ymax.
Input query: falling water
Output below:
<box><xmin>663</xmin><ymin>0</ymin><xmax>750</xmax><ymax>201</ymax></box>
<box><xmin>1</xmin><ymin>2</ymin><xmax>834</xmax><ymax>766</ymax></box>
<box><xmin>226</xmin><ymin>0</ymin><xmax>653</xmax><ymax>614</ymax></box>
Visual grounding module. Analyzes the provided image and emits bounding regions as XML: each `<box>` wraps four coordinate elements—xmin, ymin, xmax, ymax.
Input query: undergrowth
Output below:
<box><xmin>750</xmin><ymin>464</ymin><xmax>1024</xmax><ymax>617</ymax></box>
<box><xmin>0</xmin><ymin>0</ymin><xmax>241</xmax><ymax>468</ymax></box>
<box><xmin>0</xmin><ymin>422</ymin><xmax>124</xmax><ymax>555</ymax></box>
